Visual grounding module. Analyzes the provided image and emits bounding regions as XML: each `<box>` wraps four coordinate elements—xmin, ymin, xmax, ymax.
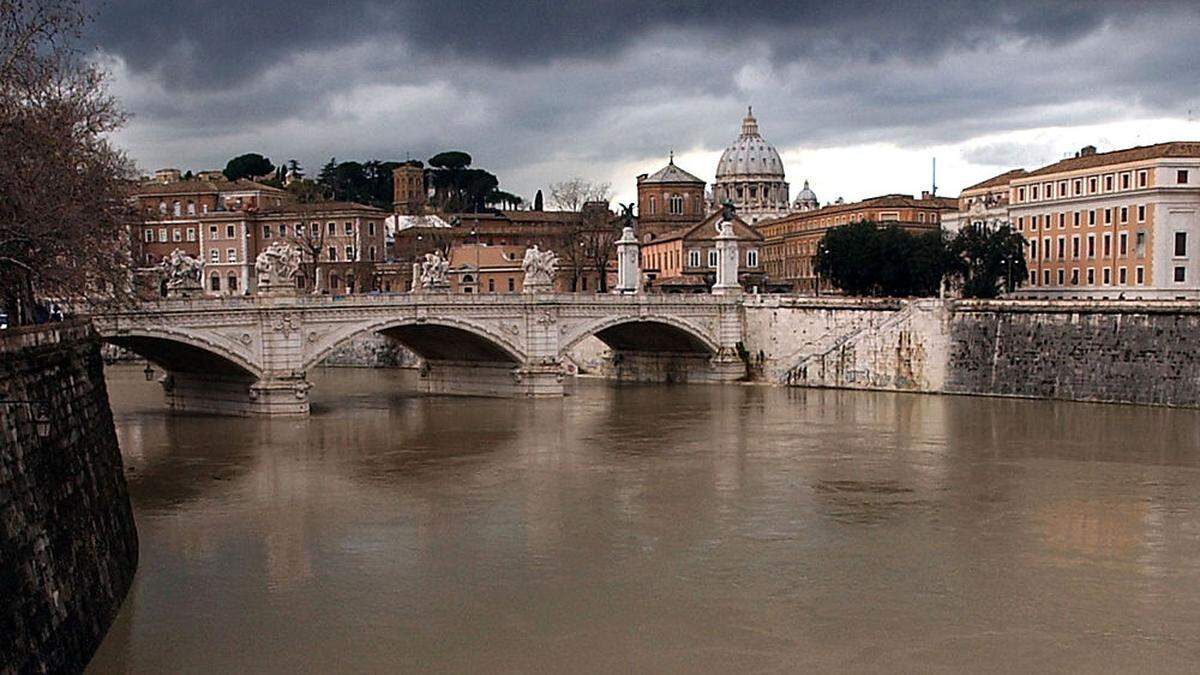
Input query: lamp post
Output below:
<box><xmin>1</xmin><ymin>400</ymin><xmax>51</xmax><ymax>439</ymax></box>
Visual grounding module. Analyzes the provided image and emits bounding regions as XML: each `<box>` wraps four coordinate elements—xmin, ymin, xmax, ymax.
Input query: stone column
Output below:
<box><xmin>614</xmin><ymin>226</ymin><xmax>640</xmax><ymax>294</ymax></box>
<box><xmin>712</xmin><ymin>219</ymin><xmax>742</xmax><ymax>296</ymax></box>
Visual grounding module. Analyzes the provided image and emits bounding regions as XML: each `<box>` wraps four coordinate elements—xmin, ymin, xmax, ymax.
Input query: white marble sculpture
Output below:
<box><xmin>160</xmin><ymin>248</ymin><xmax>204</xmax><ymax>297</ymax></box>
<box><xmin>521</xmin><ymin>245</ymin><xmax>559</xmax><ymax>292</ymax></box>
<box><xmin>254</xmin><ymin>241</ymin><xmax>303</xmax><ymax>294</ymax></box>
<box><xmin>418</xmin><ymin>251</ymin><xmax>450</xmax><ymax>290</ymax></box>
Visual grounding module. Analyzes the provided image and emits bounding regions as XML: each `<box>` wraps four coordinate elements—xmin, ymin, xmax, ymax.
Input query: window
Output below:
<box><xmin>173</xmin><ymin>201</ymin><xmax>181</xmax><ymax>216</ymax></box>
<box><xmin>344</xmin><ymin>222</ymin><xmax>353</xmax><ymax>235</ymax></box>
<box><xmin>1031</xmin><ymin>185</ymin><xmax>1039</xmax><ymax>200</ymax></box>
<box><xmin>1073</xmin><ymin>179</ymin><xmax>1082</xmax><ymax>195</ymax></box>
<box><xmin>747</xmin><ymin>250</ymin><xmax>759</xmax><ymax>267</ymax></box>
<box><xmin>228</xmin><ymin>274</ymin><xmax>238</xmax><ymax>291</ymax></box>
<box><xmin>688</xmin><ymin>249</ymin><xmax>701</xmax><ymax>267</ymax></box>
<box><xmin>209</xmin><ymin>225</ymin><xmax>218</xmax><ymax>239</ymax></box>
<box><xmin>1103</xmin><ymin>268</ymin><xmax>1111</xmax><ymax>285</ymax></box>
<box><xmin>1058</xmin><ymin>181</ymin><xmax>1067</xmax><ymax>197</ymax></box>
<box><xmin>172</xmin><ymin>229</ymin><xmax>182</xmax><ymax>242</ymax></box>
<box><xmin>1058</xmin><ymin>269</ymin><xmax>1065</xmax><ymax>285</ymax></box>
<box><xmin>1137</xmin><ymin>205</ymin><xmax>1146</xmax><ymax>222</ymax></box>
<box><xmin>1121</xmin><ymin>173</ymin><xmax>1130</xmax><ymax>189</ymax></box>
<box><xmin>1119</xmin><ymin>232</ymin><xmax>1128</xmax><ymax>256</ymax></box>
<box><xmin>1175</xmin><ymin>232</ymin><xmax>1188</xmax><ymax>257</ymax></box>
<box><xmin>1072</xmin><ymin>236</ymin><xmax>1080</xmax><ymax>259</ymax></box>
<box><xmin>263</xmin><ymin>225</ymin><xmax>271</xmax><ymax>239</ymax></box>
<box><xmin>210</xmin><ymin>249</ymin><xmax>219</xmax><ymax>263</ymax></box>
<box><xmin>1031</xmin><ymin>215</ymin><xmax>1039</xmax><ymax>230</ymax></box>
<box><xmin>708</xmin><ymin>249</ymin><xmax>718</xmax><ymax>268</ymax></box>
<box><xmin>1087</xmin><ymin>268</ymin><xmax>1095</xmax><ymax>285</ymax></box>
<box><xmin>1103</xmin><ymin>233</ymin><xmax>1111</xmax><ymax>257</ymax></box>
<box><xmin>1030</xmin><ymin>270</ymin><xmax>1037</xmax><ymax>285</ymax></box>
<box><xmin>669</xmin><ymin>194</ymin><xmax>683</xmax><ymax>215</ymax></box>
<box><xmin>1044</xmin><ymin>237</ymin><xmax>1052</xmax><ymax>260</ymax></box>
<box><xmin>648</xmin><ymin>196</ymin><xmax>656</xmax><ymax>214</ymax></box>
<box><xmin>1138</xmin><ymin>171</ymin><xmax>1148</xmax><ymax>187</ymax></box>
<box><xmin>1119</xmin><ymin>267</ymin><xmax>1127</xmax><ymax>284</ymax></box>
<box><xmin>507</xmin><ymin>278</ymin><xmax>515</xmax><ymax>292</ymax></box>
<box><xmin>202</xmin><ymin>204</ymin><xmax>209</xmax><ymax>214</ymax></box>
<box><xmin>226</xmin><ymin>225</ymin><xmax>235</xmax><ymax>238</ymax></box>
<box><xmin>1088</xmin><ymin>210</ymin><xmax>1097</xmax><ymax>226</ymax></box>
<box><xmin>1057</xmin><ymin>237</ymin><xmax>1065</xmax><ymax>259</ymax></box>
<box><xmin>369</xmin><ymin>246</ymin><xmax>376</xmax><ymax>261</ymax></box>
<box><xmin>1088</xmin><ymin>177</ymin><xmax>1098</xmax><ymax>193</ymax></box>
<box><xmin>1104</xmin><ymin>175</ymin><xmax>1114</xmax><ymax>191</ymax></box>
<box><xmin>1030</xmin><ymin>239</ymin><xmax>1039</xmax><ymax>260</ymax></box>
<box><xmin>227</xmin><ymin>248</ymin><xmax>236</xmax><ymax>263</ymax></box>
<box><xmin>1044</xmin><ymin>269</ymin><xmax>1051</xmax><ymax>285</ymax></box>
<box><xmin>1087</xmin><ymin>234</ymin><xmax>1095</xmax><ymax>258</ymax></box>
<box><xmin>143</xmin><ymin>229</ymin><xmax>153</xmax><ymax>243</ymax></box>
<box><xmin>187</xmin><ymin>200</ymin><xmax>196</xmax><ymax>215</ymax></box>
<box><xmin>1018</xmin><ymin>216</ymin><xmax>1026</xmax><ymax>231</ymax></box>
<box><xmin>918</xmin><ymin>212</ymin><xmax>926</xmax><ymax>223</ymax></box>
<box><xmin>488</xmin><ymin>278</ymin><xmax>495</xmax><ymax>292</ymax></box>
<box><xmin>279</xmin><ymin>224</ymin><xmax>287</xmax><ymax>237</ymax></box>
<box><xmin>1175</xmin><ymin>266</ymin><xmax>1187</xmax><ymax>283</ymax></box>
<box><xmin>1058</xmin><ymin>212</ymin><xmax>1065</xmax><ymax>229</ymax></box>
<box><xmin>328</xmin><ymin>246</ymin><xmax>337</xmax><ymax>261</ymax></box>
<box><xmin>186</xmin><ymin>227</ymin><xmax>196</xmax><ymax>242</ymax></box>
<box><xmin>1073</xmin><ymin>212</ymin><xmax>1080</xmax><ymax>227</ymax></box>
<box><xmin>1136</xmin><ymin>266</ymin><xmax>1145</xmax><ymax>284</ymax></box>
<box><xmin>1017</xmin><ymin>187</ymin><xmax>1026</xmax><ymax>202</ymax></box>
<box><xmin>1071</xmin><ymin>269</ymin><xmax>1079</xmax><ymax>285</ymax></box>
<box><xmin>1178</xmin><ymin>170</ymin><xmax>1190</xmax><ymax>184</ymax></box>
<box><xmin>345</xmin><ymin>245</ymin><xmax>354</xmax><ymax>261</ymax></box>
<box><xmin>158</xmin><ymin>228</ymin><xmax>167</xmax><ymax>242</ymax></box>
<box><xmin>1104</xmin><ymin>208</ymin><xmax>1112</xmax><ymax>225</ymax></box>
<box><xmin>581</xmin><ymin>277</ymin><xmax>588</xmax><ymax>291</ymax></box>
<box><xmin>158</xmin><ymin>201</ymin><xmax>167</xmax><ymax>214</ymax></box>
<box><xmin>210</xmin><ymin>274</ymin><xmax>220</xmax><ymax>291</ymax></box>
<box><xmin>328</xmin><ymin>222</ymin><xmax>336</xmax><ymax>235</ymax></box>
<box><xmin>1136</xmin><ymin>232</ymin><xmax>1146</xmax><ymax>257</ymax></box>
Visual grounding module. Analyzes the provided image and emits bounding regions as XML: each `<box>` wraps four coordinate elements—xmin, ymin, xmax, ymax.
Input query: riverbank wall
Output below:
<box><xmin>743</xmin><ymin>297</ymin><xmax>1200</xmax><ymax>407</ymax></box>
<box><xmin>1</xmin><ymin>321</ymin><xmax>138</xmax><ymax>673</ymax></box>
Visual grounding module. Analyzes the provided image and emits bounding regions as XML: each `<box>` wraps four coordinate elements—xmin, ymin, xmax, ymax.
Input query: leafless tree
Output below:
<box><xmin>284</xmin><ymin>181</ymin><xmax>331</xmax><ymax>294</ymax></box>
<box><xmin>1</xmin><ymin>0</ymin><xmax>142</xmax><ymax>324</ymax></box>
<box><xmin>548</xmin><ymin>178</ymin><xmax>612</xmax><ymax>212</ymax></box>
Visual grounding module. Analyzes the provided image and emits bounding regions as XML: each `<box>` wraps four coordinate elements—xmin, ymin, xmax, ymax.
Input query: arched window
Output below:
<box><xmin>158</xmin><ymin>201</ymin><xmax>167</xmax><ymax>214</ymax></box>
<box><xmin>186</xmin><ymin>200</ymin><xmax>196</xmax><ymax>215</ymax></box>
<box><xmin>668</xmin><ymin>194</ymin><xmax>683</xmax><ymax>215</ymax></box>
<box><xmin>172</xmin><ymin>200</ymin><xmax>181</xmax><ymax>216</ymax></box>
<box><xmin>228</xmin><ymin>274</ymin><xmax>238</xmax><ymax>291</ymax></box>
<box><xmin>210</xmin><ymin>273</ymin><xmax>220</xmax><ymax>291</ymax></box>
<box><xmin>648</xmin><ymin>195</ymin><xmax>656</xmax><ymax>214</ymax></box>
<box><xmin>330</xmin><ymin>274</ymin><xmax>340</xmax><ymax>291</ymax></box>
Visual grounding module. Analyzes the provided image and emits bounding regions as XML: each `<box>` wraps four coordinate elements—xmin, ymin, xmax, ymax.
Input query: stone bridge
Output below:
<box><xmin>91</xmin><ymin>293</ymin><xmax>746</xmax><ymax>415</ymax></box>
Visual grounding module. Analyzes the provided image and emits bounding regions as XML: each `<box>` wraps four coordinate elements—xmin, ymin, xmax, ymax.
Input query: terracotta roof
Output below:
<box><xmin>639</xmin><ymin>160</ymin><xmax>705</xmax><ymax>185</ymax></box>
<box><xmin>962</xmin><ymin>168</ymin><xmax>1028</xmax><ymax>192</ymax></box>
<box><xmin>756</xmin><ymin>194</ymin><xmax>956</xmax><ymax>230</ymax></box>
<box><xmin>268</xmin><ymin>201</ymin><xmax>384</xmax><ymax>214</ymax></box>
<box><xmin>1022</xmin><ymin>141</ymin><xmax>1200</xmax><ymax>178</ymax></box>
<box><xmin>133</xmin><ymin>178</ymin><xmax>286</xmax><ymax>197</ymax></box>
<box><xmin>448</xmin><ymin>244</ymin><xmax>525</xmax><ymax>269</ymax></box>
<box><xmin>650</xmin><ymin>211</ymin><xmax>763</xmax><ymax>244</ymax></box>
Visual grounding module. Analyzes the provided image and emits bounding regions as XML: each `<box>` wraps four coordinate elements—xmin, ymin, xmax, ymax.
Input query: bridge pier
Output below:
<box><xmin>608</xmin><ymin>350</ymin><xmax>744</xmax><ymax>384</ymax></box>
<box><xmin>160</xmin><ymin>372</ymin><xmax>310</xmax><ymax>416</ymax></box>
<box><xmin>418</xmin><ymin>359</ymin><xmax>565</xmax><ymax>398</ymax></box>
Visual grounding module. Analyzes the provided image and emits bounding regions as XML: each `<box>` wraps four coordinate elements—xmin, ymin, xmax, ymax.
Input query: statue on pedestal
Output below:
<box><xmin>254</xmin><ymin>241</ymin><xmax>302</xmax><ymax>295</ymax></box>
<box><xmin>521</xmin><ymin>245</ymin><xmax>559</xmax><ymax>292</ymax></box>
<box><xmin>159</xmin><ymin>248</ymin><xmax>204</xmax><ymax>298</ymax></box>
<box><xmin>415</xmin><ymin>251</ymin><xmax>450</xmax><ymax>292</ymax></box>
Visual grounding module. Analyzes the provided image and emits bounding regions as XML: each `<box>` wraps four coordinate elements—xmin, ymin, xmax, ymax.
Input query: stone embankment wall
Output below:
<box><xmin>1</xmin><ymin>321</ymin><xmax>138</xmax><ymax>673</ymax></box>
<box><xmin>743</xmin><ymin>297</ymin><xmax>1200</xmax><ymax>407</ymax></box>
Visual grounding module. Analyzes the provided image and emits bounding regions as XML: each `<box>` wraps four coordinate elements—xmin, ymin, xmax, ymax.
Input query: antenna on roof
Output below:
<box><xmin>931</xmin><ymin>157</ymin><xmax>937</xmax><ymax>197</ymax></box>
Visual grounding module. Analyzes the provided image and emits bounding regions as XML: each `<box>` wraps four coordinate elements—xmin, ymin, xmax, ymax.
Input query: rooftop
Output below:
<box><xmin>1023</xmin><ymin>141</ymin><xmax>1200</xmax><ymax>178</ymax></box>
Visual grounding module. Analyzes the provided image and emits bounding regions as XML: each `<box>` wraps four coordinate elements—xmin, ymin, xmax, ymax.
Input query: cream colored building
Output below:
<box><xmin>1007</xmin><ymin>142</ymin><xmax>1200</xmax><ymax>299</ymax></box>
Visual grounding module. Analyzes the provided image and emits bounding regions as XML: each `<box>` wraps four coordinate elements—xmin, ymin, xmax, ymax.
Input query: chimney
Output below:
<box><xmin>920</xmin><ymin>190</ymin><xmax>931</xmax><ymax>200</ymax></box>
<box><xmin>1079</xmin><ymin>145</ymin><xmax>1097</xmax><ymax>157</ymax></box>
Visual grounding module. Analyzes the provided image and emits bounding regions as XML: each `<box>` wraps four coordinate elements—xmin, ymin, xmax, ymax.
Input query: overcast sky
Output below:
<box><xmin>89</xmin><ymin>1</ymin><xmax>1200</xmax><ymax>207</ymax></box>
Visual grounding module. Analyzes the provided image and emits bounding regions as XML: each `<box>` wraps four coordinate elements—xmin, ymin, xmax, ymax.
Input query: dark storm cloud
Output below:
<box><xmin>90</xmin><ymin>0</ymin><xmax>1195</xmax><ymax>90</ymax></box>
<box><xmin>88</xmin><ymin>1</ymin><xmax>1200</xmax><ymax>198</ymax></box>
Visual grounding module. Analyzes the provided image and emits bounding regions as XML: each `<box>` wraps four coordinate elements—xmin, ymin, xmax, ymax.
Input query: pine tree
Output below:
<box><xmin>533</xmin><ymin>189</ymin><xmax>544</xmax><ymax>211</ymax></box>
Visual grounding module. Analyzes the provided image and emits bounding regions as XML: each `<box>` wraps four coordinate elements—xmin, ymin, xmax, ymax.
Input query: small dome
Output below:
<box><xmin>793</xmin><ymin>180</ymin><xmax>818</xmax><ymax>210</ymax></box>
<box><xmin>715</xmin><ymin>107</ymin><xmax>786</xmax><ymax>180</ymax></box>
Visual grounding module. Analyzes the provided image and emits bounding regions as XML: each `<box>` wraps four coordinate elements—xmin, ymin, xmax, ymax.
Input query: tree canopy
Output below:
<box><xmin>424</xmin><ymin>151</ymin><xmax>500</xmax><ymax>213</ymax></box>
<box><xmin>815</xmin><ymin>221</ymin><xmax>954</xmax><ymax>297</ymax></box>
<box><xmin>222</xmin><ymin>153</ymin><xmax>275</xmax><ymax>181</ymax></box>
<box><xmin>1</xmin><ymin>0</ymin><xmax>139</xmax><ymax>324</ymax></box>
<box><xmin>315</xmin><ymin>158</ymin><xmax>402</xmax><ymax>209</ymax></box>
<box><xmin>950</xmin><ymin>224</ymin><xmax>1028</xmax><ymax>298</ymax></box>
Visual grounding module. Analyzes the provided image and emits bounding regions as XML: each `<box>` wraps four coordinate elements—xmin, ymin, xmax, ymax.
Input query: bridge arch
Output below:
<box><xmin>99</xmin><ymin>327</ymin><xmax>263</xmax><ymax>379</ymax></box>
<box><xmin>303</xmin><ymin>316</ymin><xmax>527</xmax><ymax>371</ymax></box>
<box><xmin>560</xmin><ymin>314</ymin><xmax>721</xmax><ymax>358</ymax></box>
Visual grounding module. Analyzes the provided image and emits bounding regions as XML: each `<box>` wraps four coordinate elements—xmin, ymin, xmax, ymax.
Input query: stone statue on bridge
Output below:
<box><xmin>159</xmin><ymin>248</ymin><xmax>204</xmax><ymax>298</ymax></box>
<box><xmin>521</xmin><ymin>245</ymin><xmax>559</xmax><ymax>293</ymax></box>
<box><xmin>415</xmin><ymin>251</ymin><xmax>450</xmax><ymax>292</ymax></box>
<box><xmin>254</xmin><ymin>241</ymin><xmax>303</xmax><ymax>295</ymax></box>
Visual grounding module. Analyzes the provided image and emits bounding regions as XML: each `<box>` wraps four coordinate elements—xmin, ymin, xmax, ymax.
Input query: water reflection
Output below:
<box><xmin>90</xmin><ymin>365</ymin><xmax>1200</xmax><ymax>673</ymax></box>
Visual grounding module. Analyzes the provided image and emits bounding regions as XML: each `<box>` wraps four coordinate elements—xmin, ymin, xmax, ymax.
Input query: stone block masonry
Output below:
<box><xmin>1</xmin><ymin>321</ymin><xmax>138</xmax><ymax>674</ymax></box>
<box><xmin>743</xmin><ymin>297</ymin><xmax>1200</xmax><ymax>408</ymax></box>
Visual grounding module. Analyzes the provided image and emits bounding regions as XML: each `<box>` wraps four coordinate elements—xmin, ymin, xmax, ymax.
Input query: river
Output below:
<box><xmin>89</xmin><ymin>364</ymin><xmax>1200</xmax><ymax>673</ymax></box>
